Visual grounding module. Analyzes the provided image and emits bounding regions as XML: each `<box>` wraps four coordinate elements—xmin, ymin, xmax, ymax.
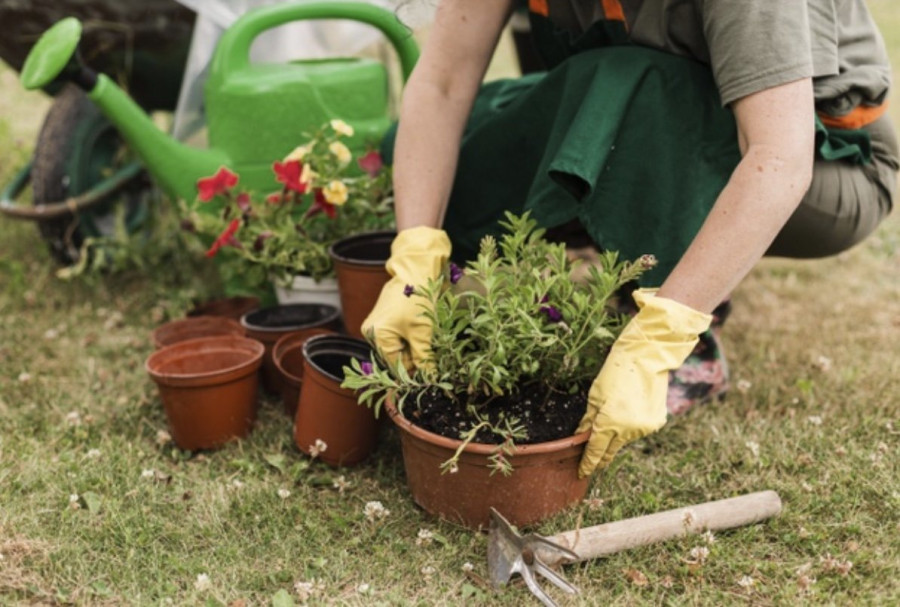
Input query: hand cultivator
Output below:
<box><xmin>488</xmin><ymin>490</ymin><xmax>783</xmax><ymax>606</ymax></box>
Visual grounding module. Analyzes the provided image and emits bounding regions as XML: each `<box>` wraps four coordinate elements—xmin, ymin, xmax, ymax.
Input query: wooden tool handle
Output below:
<box><xmin>540</xmin><ymin>490</ymin><xmax>782</xmax><ymax>565</ymax></box>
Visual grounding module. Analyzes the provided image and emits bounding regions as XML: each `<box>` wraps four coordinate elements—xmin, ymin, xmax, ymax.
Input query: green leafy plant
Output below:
<box><xmin>184</xmin><ymin>120</ymin><xmax>395</xmax><ymax>291</ymax></box>
<box><xmin>343</xmin><ymin>212</ymin><xmax>655</xmax><ymax>473</ymax></box>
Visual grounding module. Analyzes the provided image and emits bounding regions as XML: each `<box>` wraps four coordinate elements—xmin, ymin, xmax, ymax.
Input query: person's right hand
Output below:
<box><xmin>361</xmin><ymin>226</ymin><xmax>452</xmax><ymax>369</ymax></box>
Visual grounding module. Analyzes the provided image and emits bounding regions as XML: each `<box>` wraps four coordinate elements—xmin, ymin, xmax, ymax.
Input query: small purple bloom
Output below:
<box><xmin>403</xmin><ymin>284</ymin><xmax>415</xmax><ymax>297</ymax></box>
<box><xmin>539</xmin><ymin>294</ymin><xmax>549</xmax><ymax>304</ymax></box>
<box><xmin>360</xmin><ymin>361</ymin><xmax>373</xmax><ymax>376</ymax></box>
<box><xmin>449</xmin><ymin>262</ymin><xmax>463</xmax><ymax>285</ymax></box>
<box><xmin>540</xmin><ymin>305</ymin><xmax>563</xmax><ymax>323</ymax></box>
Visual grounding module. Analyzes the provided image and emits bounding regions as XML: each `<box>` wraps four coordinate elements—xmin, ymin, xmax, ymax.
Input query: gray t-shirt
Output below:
<box><xmin>543</xmin><ymin>0</ymin><xmax>891</xmax><ymax>115</ymax></box>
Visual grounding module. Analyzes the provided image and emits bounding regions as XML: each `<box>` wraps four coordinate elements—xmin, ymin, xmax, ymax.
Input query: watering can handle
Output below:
<box><xmin>212</xmin><ymin>1</ymin><xmax>419</xmax><ymax>81</ymax></box>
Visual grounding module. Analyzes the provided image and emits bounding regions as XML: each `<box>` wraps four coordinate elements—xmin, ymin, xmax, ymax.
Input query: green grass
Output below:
<box><xmin>2</xmin><ymin>6</ymin><xmax>900</xmax><ymax>606</ymax></box>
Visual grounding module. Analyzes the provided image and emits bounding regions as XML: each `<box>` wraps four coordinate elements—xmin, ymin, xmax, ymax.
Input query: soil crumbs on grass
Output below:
<box><xmin>408</xmin><ymin>384</ymin><xmax>589</xmax><ymax>444</ymax></box>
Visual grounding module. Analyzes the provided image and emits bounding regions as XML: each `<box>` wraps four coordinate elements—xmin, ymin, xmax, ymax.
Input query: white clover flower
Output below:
<box><xmin>277</xmin><ymin>488</ymin><xmax>291</xmax><ymax>499</ymax></box>
<box><xmin>194</xmin><ymin>573</ymin><xmax>211</xmax><ymax>591</ymax></box>
<box><xmin>835</xmin><ymin>446</ymin><xmax>848</xmax><ymax>456</ymax></box>
<box><xmin>737</xmin><ymin>575</ymin><xmax>755</xmax><ymax>588</ymax></box>
<box><xmin>65</xmin><ymin>411</ymin><xmax>82</xmax><ymax>425</ymax></box>
<box><xmin>156</xmin><ymin>429</ymin><xmax>172</xmax><ymax>446</ymax></box>
<box><xmin>583</xmin><ymin>497</ymin><xmax>605</xmax><ymax>511</ymax></box>
<box><xmin>141</xmin><ymin>469</ymin><xmax>156</xmax><ymax>479</ymax></box>
<box><xmin>702</xmin><ymin>530</ymin><xmax>716</xmax><ymax>545</ymax></box>
<box><xmin>309</xmin><ymin>439</ymin><xmax>328</xmax><ymax>459</ymax></box>
<box><xmin>807</xmin><ymin>415</ymin><xmax>823</xmax><ymax>426</ymax></box>
<box><xmin>689</xmin><ymin>546</ymin><xmax>710</xmax><ymax>564</ymax></box>
<box><xmin>813</xmin><ymin>355</ymin><xmax>832</xmax><ymax>373</ymax></box>
<box><xmin>420</xmin><ymin>565</ymin><xmax>436</xmax><ymax>577</ymax></box>
<box><xmin>332</xmin><ymin>475</ymin><xmax>351</xmax><ymax>494</ymax></box>
<box><xmin>294</xmin><ymin>579</ymin><xmax>324</xmax><ymax>602</ymax></box>
<box><xmin>356</xmin><ymin>583</ymin><xmax>370</xmax><ymax>594</ymax></box>
<box><xmin>415</xmin><ymin>528</ymin><xmax>434</xmax><ymax>546</ymax></box>
<box><xmin>364</xmin><ymin>500</ymin><xmax>390</xmax><ymax>522</ymax></box>
<box><xmin>43</xmin><ymin>328</ymin><xmax>59</xmax><ymax>340</ymax></box>
<box><xmin>745</xmin><ymin>441</ymin><xmax>760</xmax><ymax>458</ymax></box>
<box><xmin>462</xmin><ymin>562</ymin><xmax>475</xmax><ymax>573</ymax></box>
<box><xmin>68</xmin><ymin>494</ymin><xmax>80</xmax><ymax>510</ymax></box>
<box><xmin>17</xmin><ymin>372</ymin><xmax>32</xmax><ymax>383</ymax></box>
<box><xmin>801</xmin><ymin>482</ymin><xmax>814</xmax><ymax>492</ymax></box>
<box><xmin>231</xmin><ymin>479</ymin><xmax>245</xmax><ymax>490</ymax></box>
<box><xmin>681</xmin><ymin>509</ymin><xmax>696</xmax><ymax>527</ymax></box>
<box><xmin>736</xmin><ymin>379</ymin><xmax>752</xmax><ymax>393</ymax></box>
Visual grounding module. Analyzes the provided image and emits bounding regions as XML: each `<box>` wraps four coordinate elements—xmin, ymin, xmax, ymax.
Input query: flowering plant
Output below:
<box><xmin>343</xmin><ymin>212</ymin><xmax>654</xmax><ymax>473</ymax></box>
<box><xmin>184</xmin><ymin>120</ymin><xmax>394</xmax><ymax>290</ymax></box>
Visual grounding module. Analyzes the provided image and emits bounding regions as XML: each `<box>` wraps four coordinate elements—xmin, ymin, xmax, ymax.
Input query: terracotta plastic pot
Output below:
<box><xmin>241</xmin><ymin>304</ymin><xmax>342</xmax><ymax>394</ymax></box>
<box><xmin>385</xmin><ymin>397</ymin><xmax>591</xmax><ymax>530</ymax></box>
<box><xmin>328</xmin><ymin>231</ymin><xmax>395</xmax><ymax>339</ymax></box>
<box><xmin>186</xmin><ymin>296</ymin><xmax>261</xmax><ymax>320</ymax></box>
<box><xmin>294</xmin><ymin>334</ymin><xmax>378</xmax><ymax>467</ymax></box>
<box><xmin>272</xmin><ymin>328</ymin><xmax>336</xmax><ymax>417</ymax></box>
<box><xmin>145</xmin><ymin>336</ymin><xmax>264</xmax><ymax>451</ymax></box>
<box><xmin>152</xmin><ymin>316</ymin><xmax>245</xmax><ymax>350</ymax></box>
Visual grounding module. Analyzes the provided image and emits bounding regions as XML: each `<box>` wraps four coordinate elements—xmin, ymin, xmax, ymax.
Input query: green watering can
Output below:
<box><xmin>20</xmin><ymin>1</ymin><xmax>419</xmax><ymax>204</ymax></box>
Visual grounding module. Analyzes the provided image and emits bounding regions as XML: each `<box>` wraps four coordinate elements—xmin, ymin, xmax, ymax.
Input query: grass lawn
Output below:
<box><xmin>2</xmin><ymin>4</ymin><xmax>899</xmax><ymax>606</ymax></box>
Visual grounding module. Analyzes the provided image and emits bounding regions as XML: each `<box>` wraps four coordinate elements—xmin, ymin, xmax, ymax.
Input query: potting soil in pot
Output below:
<box><xmin>408</xmin><ymin>383</ymin><xmax>589</xmax><ymax>445</ymax></box>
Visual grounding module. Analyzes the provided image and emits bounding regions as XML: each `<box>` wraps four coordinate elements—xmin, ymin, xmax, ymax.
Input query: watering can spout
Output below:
<box><xmin>21</xmin><ymin>17</ymin><xmax>229</xmax><ymax>203</ymax></box>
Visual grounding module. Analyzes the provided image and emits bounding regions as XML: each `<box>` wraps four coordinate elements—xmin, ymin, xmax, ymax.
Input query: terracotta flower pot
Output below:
<box><xmin>186</xmin><ymin>296</ymin><xmax>261</xmax><ymax>320</ymax></box>
<box><xmin>294</xmin><ymin>334</ymin><xmax>377</xmax><ymax>467</ymax></box>
<box><xmin>385</xmin><ymin>397</ymin><xmax>591</xmax><ymax>530</ymax></box>
<box><xmin>145</xmin><ymin>336</ymin><xmax>264</xmax><ymax>451</ymax></box>
<box><xmin>241</xmin><ymin>304</ymin><xmax>342</xmax><ymax>394</ymax></box>
<box><xmin>152</xmin><ymin>316</ymin><xmax>245</xmax><ymax>350</ymax></box>
<box><xmin>328</xmin><ymin>231</ymin><xmax>395</xmax><ymax>339</ymax></box>
<box><xmin>272</xmin><ymin>328</ymin><xmax>336</xmax><ymax>417</ymax></box>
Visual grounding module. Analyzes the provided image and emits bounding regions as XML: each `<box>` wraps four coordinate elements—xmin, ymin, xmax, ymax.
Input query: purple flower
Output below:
<box><xmin>540</xmin><ymin>305</ymin><xmax>563</xmax><ymax>323</ymax></box>
<box><xmin>538</xmin><ymin>294</ymin><xmax>549</xmax><ymax>304</ymax></box>
<box><xmin>403</xmin><ymin>284</ymin><xmax>415</xmax><ymax>297</ymax></box>
<box><xmin>360</xmin><ymin>361</ymin><xmax>373</xmax><ymax>376</ymax></box>
<box><xmin>449</xmin><ymin>262</ymin><xmax>463</xmax><ymax>285</ymax></box>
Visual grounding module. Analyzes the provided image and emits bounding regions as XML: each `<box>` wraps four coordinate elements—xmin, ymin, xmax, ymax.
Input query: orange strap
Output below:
<box><xmin>601</xmin><ymin>0</ymin><xmax>626</xmax><ymax>22</ymax></box>
<box><xmin>818</xmin><ymin>101</ymin><xmax>888</xmax><ymax>130</ymax></box>
<box><xmin>529</xmin><ymin>0</ymin><xmax>549</xmax><ymax>17</ymax></box>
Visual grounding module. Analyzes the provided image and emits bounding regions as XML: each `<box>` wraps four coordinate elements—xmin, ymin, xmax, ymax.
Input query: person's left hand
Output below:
<box><xmin>576</xmin><ymin>289</ymin><xmax>712</xmax><ymax>477</ymax></box>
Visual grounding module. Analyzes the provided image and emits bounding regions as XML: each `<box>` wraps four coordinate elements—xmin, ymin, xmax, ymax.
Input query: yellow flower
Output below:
<box><xmin>322</xmin><ymin>180</ymin><xmax>349</xmax><ymax>206</ymax></box>
<box><xmin>330</xmin><ymin>119</ymin><xmax>354</xmax><ymax>137</ymax></box>
<box><xmin>284</xmin><ymin>144</ymin><xmax>310</xmax><ymax>162</ymax></box>
<box><xmin>329</xmin><ymin>141</ymin><xmax>352</xmax><ymax>167</ymax></box>
<box><xmin>300</xmin><ymin>163</ymin><xmax>318</xmax><ymax>185</ymax></box>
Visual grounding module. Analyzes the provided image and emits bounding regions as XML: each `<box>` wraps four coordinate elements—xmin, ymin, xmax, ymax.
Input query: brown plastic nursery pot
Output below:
<box><xmin>186</xmin><ymin>296</ymin><xmax>261</xmax><ymax>320</ymax></box>
<box><xmin>152</xmin><ymin>316</ymin><xmax>245</xmax><ymax>350</ymax></box>
<box><xmin>294</xmin><ymin>334</ymin><xmax>378</xmax><ymax>467</ymax></box>
<box><xmin>385</xmin><ymin>397</ymin><xmax>591</xmax><ymax>530</ymax></box>
<box><xmin>145</xmin><ymin>336</ymin><xmax>264</xmax><ymax>451</ymax></box>
<box><xmin>328</xmin><ymin>231</ymin><xmax>395</xmax><ymax>339</ymax></box>
<box><xmin>241</xmin><ymin>304</ymin><xmax>342</xmax><ymax>394</ymax></box>
<box><xmin>272</xmin><ymin>328</ymin><xmax>336</xmax><ymax>417</ymax></box>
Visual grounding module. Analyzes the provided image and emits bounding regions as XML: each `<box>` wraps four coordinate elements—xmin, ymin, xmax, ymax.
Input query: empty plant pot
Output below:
<box><xmin>241</xmin><ymin>303</ymin><xmax>342</xmax><ymax>393</ymax></box>
<box><xmin>385</xmin><ymin>396</ymin><xmax>591</xmax><ymax>530</ymax></box>
<box><xmin>145</xmin><ymin>336</ymin><xmax>264</xmax><ymax>451</ymax></box>
<box><xmin>328</xmin><ymin>231</ymin><xmax>395</xmax><ymax>339</ymax></box>
<box><xmin>272</xmin><ymin>328</ymin><xmax>336</xmax><ymax>417</ymax></box>
<box><xmin>152</xmin><ymin>316</ymin><xmax>245</xmax><ymax>350</ymax></box>
<box><xmin>294</xmin><ymin>334</ymin><xmax>377</xmax><ymax>467</ymax></box>
<box><xmin>186</xmin><ymin>296</ymin><xmax>261</xmax><ymax>320</ymax></box>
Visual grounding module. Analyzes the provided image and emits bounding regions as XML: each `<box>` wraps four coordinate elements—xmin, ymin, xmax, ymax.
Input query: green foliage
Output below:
<box><xmin>184</xmin><ymin>121</ymin><xmax>395</xmax><ymax>288</ymax></box>
<box><xmin>344</xmin><ymin>212</ymin><xmax>652</xmax><ymax>470</ymax></box>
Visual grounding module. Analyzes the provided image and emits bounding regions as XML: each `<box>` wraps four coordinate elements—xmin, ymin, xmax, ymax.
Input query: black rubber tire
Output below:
<box><xmin>30</xmin><ymin>84</ymin><xmax>148</xmax><ymax>265</ymax></box>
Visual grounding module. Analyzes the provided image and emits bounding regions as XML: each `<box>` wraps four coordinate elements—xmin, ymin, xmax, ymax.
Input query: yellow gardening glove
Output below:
<box><xmin>361</xmin><ymin>226</ymin><xmax>451</xmax><ymax>369</ymax></box>
<box><xmin>577</xmin><ymin>289</ymin><xmax>712</xmax><ymax>477</ymax></box>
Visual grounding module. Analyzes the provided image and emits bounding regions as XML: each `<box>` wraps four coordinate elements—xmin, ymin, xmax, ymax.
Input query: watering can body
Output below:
<box><xmin>21</xmin><ymin>1</ymin><xmax>419</xmax><ymax>203</ymax></box>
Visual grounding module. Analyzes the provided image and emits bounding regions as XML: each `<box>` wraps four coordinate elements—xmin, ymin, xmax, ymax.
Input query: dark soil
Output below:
<box><xmin>406</xmin><ymin>384</ymin><xmax>589</xmax><ymax>445</ymax></box>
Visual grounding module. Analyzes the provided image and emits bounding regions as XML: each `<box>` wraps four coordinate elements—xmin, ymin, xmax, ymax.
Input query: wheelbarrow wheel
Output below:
<box><xmin>31</xmin><ymin>84</ymin><xmax>152</xmax><ymax>264</ymax></box>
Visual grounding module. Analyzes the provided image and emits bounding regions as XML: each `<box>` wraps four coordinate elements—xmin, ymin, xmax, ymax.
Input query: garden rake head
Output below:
<box><xmin>488</xmin><ymin>508</ymin><xmax>580</xmax><ymax>607</ymax></box>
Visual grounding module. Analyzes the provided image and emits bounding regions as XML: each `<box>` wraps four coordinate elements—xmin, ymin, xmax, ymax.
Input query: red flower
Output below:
<box><xmin>272</xmin><ymin>160</ymin><xmax>308</xmax><ymax>194</ymax></box>
<box><xmin>310</xmin><ymin>188</ymin><xmax>337</xmax><ymax>219</ymax></box>
<box><xmin>235</xmin><ymin>192</ymin><xmax>252</xmax><ymax>213</ymax></box>
<box><xmin>357</xmin><ymin>150</ymin><xmax>383</xmax><ymax>177</ymax></box>
<box><xmin>197</xmin><ymin>167</ymin><xmax>238</xmax><ymax>201</ymax></box>
<box><xmin>205</xmin><ymin>219</ymin><xmax>242</xmax><ymax>258</ymax></box>
<box><xmin>266</xmin><ymin>192</ymin><xmax>284</xmax><ymax>205</ymax></box>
